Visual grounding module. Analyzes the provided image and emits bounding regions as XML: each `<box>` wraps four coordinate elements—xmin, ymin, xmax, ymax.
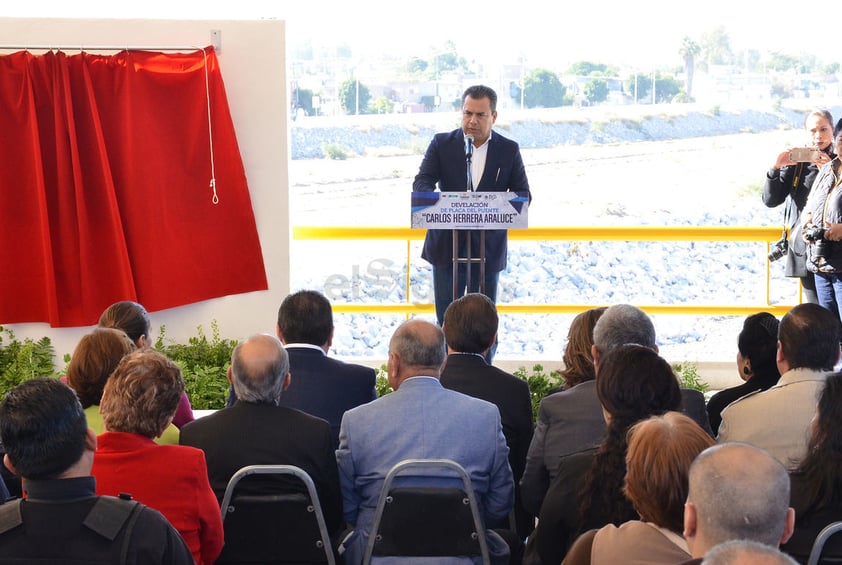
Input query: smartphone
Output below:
<box><xmin>790</xmin><ymin>147</ymin><xmax>820</xmax><ymax>162</ymax></box>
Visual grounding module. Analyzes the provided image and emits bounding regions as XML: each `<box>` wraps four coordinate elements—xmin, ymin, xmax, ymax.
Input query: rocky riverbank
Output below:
<box><xmin>290</xmin><ymin>102</ymin><xmax>842</xmax><ymax>159</ymax></box>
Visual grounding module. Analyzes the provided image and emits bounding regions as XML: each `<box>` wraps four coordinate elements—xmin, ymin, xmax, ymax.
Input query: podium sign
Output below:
<box><xmin>411</xmin><ymin>191</ymin><xmax>529</xmax><ymax>230</ymax></box>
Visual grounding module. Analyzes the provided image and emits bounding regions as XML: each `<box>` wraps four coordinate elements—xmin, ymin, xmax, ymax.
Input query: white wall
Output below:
<box><xmin>0</xmin><ymin>18</ymin><xmax>289</xmax><ymax>362</ymax></box>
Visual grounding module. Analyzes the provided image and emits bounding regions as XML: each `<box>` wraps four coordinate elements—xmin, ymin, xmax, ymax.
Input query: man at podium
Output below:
<box><xmin>413</xmin><ymin>84</ymin><xmax>531</xmax><ymax>325</ymax></box>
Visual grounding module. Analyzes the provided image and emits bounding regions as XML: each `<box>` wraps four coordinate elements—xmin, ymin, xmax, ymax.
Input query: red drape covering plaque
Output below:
<box><xmin>0</xmin><ymin>47</ymin><xmax>267</xmax><ymax>327</ymax></box>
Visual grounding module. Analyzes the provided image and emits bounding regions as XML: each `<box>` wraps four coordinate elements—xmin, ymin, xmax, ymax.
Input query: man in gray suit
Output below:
<box><xmin>519</xmin><ymin>304</ymin><xmax>713</xmax><ymax>518</ymax></box>
<box><xmin>336</xmin><ymin>319</ymin><xmax>514</xmax><ymax>564</ymax></box>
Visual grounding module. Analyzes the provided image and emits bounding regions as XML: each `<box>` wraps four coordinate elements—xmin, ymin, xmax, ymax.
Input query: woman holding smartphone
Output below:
<box><xmin>763</xmin><ymin>108</ymin><xmax>835</xmax><ymax>305</ymax></box>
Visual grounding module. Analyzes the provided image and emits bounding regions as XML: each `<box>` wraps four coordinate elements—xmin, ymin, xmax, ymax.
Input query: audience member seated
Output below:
<box><xmin>66</xmin><ymin>327</ymin><xmax>179</xmax><ymax>445</ymax></box>
<box><xmin>337</xmin><ymin>319</ymin><xmax>514</xmax><ymax>565</ymax></box>
<box><xmin>718</xmin><ymin>303</ymin><xmax>841</xmax><ymax>468</ymax></box>
<box><xmin>522</xmin><ymin>343</ymin><xmax>683</xmax><ymax>565</ymax></box>
<box><xmin>563</xmin><ymin>412</ymin><xmax>714</xmax><ymax>565</ymax></box>
<box><xmin>520</xmin><ymin>304</ymin><xmax>712</xmax><ymax>519</ymax></box>
<box><xmin>0</xmin><ymin>378</ymin><xmax>194</xmax><ymax>563</ymax></box>
<box><xmin>781</xmin><ymin>372</ymin><xmax>842</xmax><ymax>563</ymax></box>
<box><xmin>702</xmin><ymin>539</ymin><xmax>799</xmax><ymax>565</ymax></box>
<box><xmin>706</xmin><ymin>312</ymin><xmax>781</xmax><ymax>435</ymax></box>
<box><xmin>226</xmin><ymin>290</ymin><xmax>377</xmax><ymax>448</ymax></box>
<box><xmin>91</xmin><ymin>349</ymin><xmax>223</xmax><ymax>565</ymax></box>
<box><xmin>680</xmin><ymin>442</ymin><xmax>795</xmax><ymax>564</ymax></box>
<box><xmin>99</xmin><ymin>300</ymin><xmax>195</xmax><ymax>428</ymax></box>
<box><xmin>549</xmin><ymin>307</ymin><xmax>606</xmax><ymax>395</ymax></box>
<box><xmin>180</xmin><ymin>334</ymin><xmax>344</xmax><ymax>543</ymax></box>
<box><xmin>440</xmin><ymin>293</ymin><xmax>534</xmax><ymax>541</ymax></box>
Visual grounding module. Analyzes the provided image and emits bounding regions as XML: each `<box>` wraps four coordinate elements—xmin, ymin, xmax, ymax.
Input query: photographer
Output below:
<box><xmin>802</xmin><ymin>117</ymin><xmax>842</xmax><ymax>325</ymax></box>
<box><xmin>764</xmin><ymin>108</ymin><xmax>835</xmax><ymax>304</ymax></box>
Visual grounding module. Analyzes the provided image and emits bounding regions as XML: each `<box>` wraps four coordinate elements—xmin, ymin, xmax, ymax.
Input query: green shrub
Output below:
<box><xmin>673</xmin><ymin>361</ymin><xmax>709</xmax><ymax>393</ymax></box>
<box><xmin>512</xmin><ymin>364</ymin><xmax>565</xmax><ymax>420</ymax></box>
<box><xmin>154</xmin><ymin>320</ymin><xmax>237</xmax><ymax>410</ymax></box>
<box><xmin>0</xmin><ymin>326</ymin><xmax>59</xmax><ymax>397</ymax></box>
<box><xmin>375</xmin><ymin>364</ymin><xmax>392</xmax><ymax>396</ymax></box>
<box><xmin>322</xmin><ymin>143</ymin><xmax>349</xmax><ymax>160</ymax></box>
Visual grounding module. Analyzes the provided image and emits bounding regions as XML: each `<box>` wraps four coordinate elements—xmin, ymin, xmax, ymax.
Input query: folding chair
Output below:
<box><xmin>218</xmin><ymin>464</ymin><xmax>336</xmax><ymax>564</ymax></box>
<box><xmin>362</xmin><ymin>458</ymin><xmax>491</xmax><ymax>565</ymax></box>
<box><xmin>808</xmin><ymin>521</ymin><xmax>842</xmax><ymax>565</ymax></box>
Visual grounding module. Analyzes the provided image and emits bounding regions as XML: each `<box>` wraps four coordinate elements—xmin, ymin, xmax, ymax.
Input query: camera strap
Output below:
<box><xmin>820</xmin><ymin>163</ymin><xmax>842</xmax><ymax>226</ymax></box>
<box><xmin>780</xmin><ymin>163</ymin><xmax>804</xmax><ymax>238</ymax></box>
<box><xmin>791</xmin><ymin>162</ymin><xmax>804</xmax><ymax>192</ymax></box>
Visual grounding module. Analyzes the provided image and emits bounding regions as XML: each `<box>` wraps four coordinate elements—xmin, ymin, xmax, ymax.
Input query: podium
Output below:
<box><xmin>411</xmin><ymin>191</ymin><xmax>530</xmax><ymax>300</ymax></box>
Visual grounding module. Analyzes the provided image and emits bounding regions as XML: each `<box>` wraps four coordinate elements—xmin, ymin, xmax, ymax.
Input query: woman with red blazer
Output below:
<box><xmin>91</xmin><ymin>349</ymin><xmax>223</xmax><ymax>565</ymax></box>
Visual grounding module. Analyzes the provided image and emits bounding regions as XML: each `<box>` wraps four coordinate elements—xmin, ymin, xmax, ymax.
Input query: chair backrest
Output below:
<box><xmin>808</xmin><ymin>521</ymin><xmax>842</xmax><ymax>565</ymax></box>
<box><xmin>362</xmin><ymin>458</ymin><xmax>491</xmax><ymax>565</ymax></box>
<box><xmin>218</xmin><ymin>464</ymin><xmax>336</xmax><ymax>565</ymax></box>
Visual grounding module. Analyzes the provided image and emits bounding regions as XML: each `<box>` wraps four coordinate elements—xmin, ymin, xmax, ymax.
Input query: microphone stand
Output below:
<box><xmin>455</xmin><ymin>138</ymin><xmax>478</xmax><ymax>301</ymax></box>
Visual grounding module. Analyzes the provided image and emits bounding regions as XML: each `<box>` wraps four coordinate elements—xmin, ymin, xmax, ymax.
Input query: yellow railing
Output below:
<box><xmin>292</xmin><ymin>225</ymin><xmax>794</xmax><ymax>318</ymax></box>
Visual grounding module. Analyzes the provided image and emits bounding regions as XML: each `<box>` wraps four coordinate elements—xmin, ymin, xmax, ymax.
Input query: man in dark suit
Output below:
<box><xmin>180</xmin><ymin>334</ymin><xmax>343</xmax><ymax>541</ymax></box>
<box><xmin>276</xmin><ymin>290</ymin><xmax>377</xmax><ymax>447</ymax></box>
<box><xmin>226</xmin><ymin>290</ymin><xmax>377</xmax><ymax>447</ymax></box>
<box><xmin>413</xmin><ymin>84</ymin><xmax>531</xmax><ymax>325</ymax></box>
<box><xmin>439</xmin><ymin>293</ymin><xmax>534</xmax><ymax>542</ymax></box>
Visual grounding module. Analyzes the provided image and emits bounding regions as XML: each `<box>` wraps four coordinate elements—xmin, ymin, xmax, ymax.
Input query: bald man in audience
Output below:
<box><xmin>225</xmin><ymin>290</ymin><xmax>377</xmax><ymax>448</ymax></box>
<box><xmin>337</xmin><ymin>319</ymin><xmax>514</xmax><ymax>565</ymax></box>
<box><xmin>180</xmin><ymin>334</ymin><xmax>343</xmax><ymax>546</ymax></box>
<box><xmin>680</xmin><ymin>442</ymin><xmax>795</xmax><ymax>564</ymax></box>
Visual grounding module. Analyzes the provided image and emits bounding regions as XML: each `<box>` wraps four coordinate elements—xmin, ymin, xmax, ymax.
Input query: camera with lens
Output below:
<box><xmin>805</xmin><ymin>226</ymin><xmax>835</xmax><ymax>260</ymax></box>
<box><xmin>768</xmin><ymin>237</ymin><xmax>788</xmax><ymax>262</ymax></box>
<box><xmin>805</xmin><ymin>226</ymin><xmax>827</xmax><ymax>242</ymax></box>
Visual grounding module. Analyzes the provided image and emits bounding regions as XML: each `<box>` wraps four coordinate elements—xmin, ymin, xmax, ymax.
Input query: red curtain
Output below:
<box><xmin>0</xmin><ymin>47</ymin><xmax>267</xmax><ymax>327</ymax></box>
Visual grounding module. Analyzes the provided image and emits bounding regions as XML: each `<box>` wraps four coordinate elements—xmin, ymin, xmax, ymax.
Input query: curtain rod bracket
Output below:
<box><xmin>211</xmin><ymin>30</ymin><xmax>221</xmax><ymax>54</ymax></box>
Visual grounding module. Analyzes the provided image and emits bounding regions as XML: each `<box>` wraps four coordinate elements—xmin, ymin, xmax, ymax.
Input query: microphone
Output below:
<box><xmin>465</xmin><ymin>134</ymin><xmax>474</xmax><ymax>160</ymax></box>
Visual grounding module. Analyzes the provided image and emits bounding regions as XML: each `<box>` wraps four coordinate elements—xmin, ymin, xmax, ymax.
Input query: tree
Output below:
<box><xmin>406</xmin><ymin>57</ymin><xmax>428</xmax><ymax>74</ymax></box>
<box><xmin>522</xmin><ymin>68</ymin><xmax>565</xmax><ymax>108</ymax></box>
<box><xmin>428</xmin><ymin>40</ymin><xmax>470</xmax><ymax>79</ymax></box>
<box><xmin>654</xmin><ymin>72</ymin><xmax>682</xmax><ymax>103</ymax></box>
<box><xmin>567</xmin><ymin>61</ymin><xmax>615</xmax><ymax>76</ymax></box>
<box><xmin>369</xmin><ymin>96</ymin><xmax>394</xmax><ymax>114</ymax></box>
<box><xmin>295</xmin><ymin>88</ymin><xmax>315</xmax><ymax>115</ymax></box>
<box><xmin>623</xmin><ymin>72</ymin><xmax>681</xmax><ymax>104</ymax></box>
<box><xmin>625</xmin><ymin>73</ymin><xmax>650</xmax><ymax>103</ymax></box>
<box><xmin>679</xmin><ymin>36</ymin><xmax>701</xmax><ymax>98</ymax></box>
<box><xmin>767</xmin><ymin>52</ymin><xmax>802</xmax><ymax>73</ymax></box>
<box><xmin>339</xmin><ymin>78</ymin><xmax>371</xmax><ymax>115</ymax></box>
<box><xmin>738</xmin><ymin>48</ymin><xmax>763</xmax><ymax>73</ymax></box>
<box><xmin>700</xmin><ymin>26</ymin><xmax>733</xmax><ymax>67</ymax></box>
<box><xmin>583</xmin><ymin>78</ymin><xmax>609</xmax><ymax>104</ymax></box>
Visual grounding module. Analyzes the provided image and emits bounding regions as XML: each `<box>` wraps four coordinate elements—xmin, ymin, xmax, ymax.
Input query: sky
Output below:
<box><xmin>2</xmin><ymin>1</ymin><xmax>830</xmax><ymax>70</ymax></box>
